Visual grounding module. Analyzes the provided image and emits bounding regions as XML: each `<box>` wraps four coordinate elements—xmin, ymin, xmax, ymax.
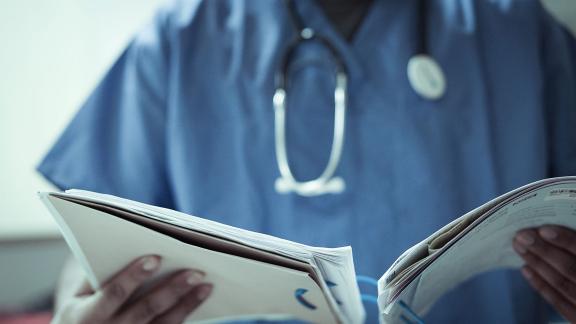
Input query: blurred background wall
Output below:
<box><xmin>0</xmin><ymin>0</ymin><xmax>165</xmax><ymax>310</ymax></box>
<box><xmin>0</xmin><ymin>0</ymin><xmax>574</xmax><ymax>314</ymax></box>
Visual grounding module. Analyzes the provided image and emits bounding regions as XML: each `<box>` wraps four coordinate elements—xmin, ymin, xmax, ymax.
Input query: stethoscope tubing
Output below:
<box><xmin>274</xmin><ymin>0</ymin><xmax>441</xmax><ymax>196</ymax></box>
<box><xmin>273</xmin><ymin>0</ymin><xmax>350</xmax><ymax>196</ymax></box>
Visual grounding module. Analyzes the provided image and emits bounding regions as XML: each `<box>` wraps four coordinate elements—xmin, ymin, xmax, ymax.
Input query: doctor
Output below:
<box><xmin>39</xmin><ymin>0</ymin><xmax>576</xmax><ymax>323</ymax></box>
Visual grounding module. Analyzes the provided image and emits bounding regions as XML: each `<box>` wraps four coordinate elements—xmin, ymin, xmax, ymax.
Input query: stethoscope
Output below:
<box><xmin>273</xmin><ymin>0</ymin><xmax>446</xmax><ymax>197</ymax></box>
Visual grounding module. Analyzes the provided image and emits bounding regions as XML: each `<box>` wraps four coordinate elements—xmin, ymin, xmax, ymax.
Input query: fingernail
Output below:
<box><xmin>514</xmin><ymin>241</ymin><xmax>527</xmax><ymax>254</ymax></box>
<box><xmin>517</xmin><ymin>232</ymin><xmax>535</xmax><ymax>246</ymax></box>
<box><xmin>539</xmin><ymin>228</ymin><xmax>558</xmax><ymax>240</ymax></box>
<box><xmin>197</xmin><ymin>284</ymin><xmax>213</xmax><ymax>300</ymax></box>
<box><xmin>142</xmin><ymin>256</ymin><xmax>160</xmax><ymax>272</ymax></box>
<box><xmin>521</xmin><ymin>267</ymin><xmax>533</xmax><ymax>279</ymax></box>
<box><xmin>186</xmin><ymin>271</ymin><xmax>204</xmax><ymax>286</ymax></box>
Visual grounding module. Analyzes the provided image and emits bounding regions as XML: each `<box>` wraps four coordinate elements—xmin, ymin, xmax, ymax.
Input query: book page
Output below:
<box><xmin>379</xmin><ymin>178</ymin><xmax>576</xmax><ymax>323</ymax></box>
<box><xmin>52</xmin><ymin>189</ymin><xmax>363</xmax><ymax>323</ymax></box>
<box><xmin>57</xmin><ymin>195</ymin><xmax>316</xmax><ymax>279</ymax></box>
<box><xmin>42</xmin><ymin>195</ymin><xmax>339</xmax><ymax>323</ymax></box>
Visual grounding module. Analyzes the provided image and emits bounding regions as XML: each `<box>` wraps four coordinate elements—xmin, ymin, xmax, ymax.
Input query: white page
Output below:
<box><xmin>41</xmin><ymin>195</ymin><xmax>340</xmax><ymax>323</ymax></box>
<box><xmin>379</xmin><ymin>178</ymin><xmax>576</xmax><ymax>323</ymax></box>
<box><xmin>54</xmin><ymin>189</ymin><xmax>364</xmax><ymax>323</ymax></box>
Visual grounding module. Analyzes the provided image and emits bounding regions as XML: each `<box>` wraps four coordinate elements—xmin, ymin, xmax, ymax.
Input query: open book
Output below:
<box><xmin>378</xmin><ymin>176</ymin><xmax>576</xmax><ymax>323</ymax></box>
<box><xmin>39</xmin><ymin>191</ymin><xmax>365</xmax><ymax>323</ymax></box>
<box><xmin>39</xmin><ymin>176</ymin><xmax>576</xmax><ymax>323</ymax></box>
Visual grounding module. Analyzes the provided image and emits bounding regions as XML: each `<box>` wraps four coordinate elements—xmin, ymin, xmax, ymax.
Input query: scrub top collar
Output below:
<box><xmin>286</xmin><ymin>0</ymin><xmax>386</xmax><ymax>81</ymax></box>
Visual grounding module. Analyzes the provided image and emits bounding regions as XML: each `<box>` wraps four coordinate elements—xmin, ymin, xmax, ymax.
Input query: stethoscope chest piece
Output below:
<box><xmin>407</xmin><ymin>54</ymin><xmax>446</xmax><ymax>100</ymax></box>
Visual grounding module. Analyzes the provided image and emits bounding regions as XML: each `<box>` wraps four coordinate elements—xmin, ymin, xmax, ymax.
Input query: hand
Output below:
<box><xmin>52</xmin><ymin>255</ymin><xmax>213</xmax><ymax>324</ymax></box>
<box><xmin>513</xmin><ymin>225</ymin><xmax>576</xmax><ymax>322</ymax></box>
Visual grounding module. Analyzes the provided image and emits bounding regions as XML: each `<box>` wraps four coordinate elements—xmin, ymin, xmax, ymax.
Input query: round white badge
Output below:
<box><xmin>407</xmin><ymin>54</ymin><xmax>446</xmax><ymax>100</ymax></box>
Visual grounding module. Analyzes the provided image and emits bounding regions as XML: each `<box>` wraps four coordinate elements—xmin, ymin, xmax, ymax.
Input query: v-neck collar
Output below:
<box><xmin>289</xmin><ymin>0</ymin><xmax>385</xmax><ymax>81</ymax></box>
<box><xmin>315</xmin><ymin>0</ymin><xmax>375</xmax><ymax>41</ymax></box>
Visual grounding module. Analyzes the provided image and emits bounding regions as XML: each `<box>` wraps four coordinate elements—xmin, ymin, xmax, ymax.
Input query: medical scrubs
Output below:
<box><xmin>38</xmin><ymin>0</ymin><xmax>576</xmax><ymax>323</ymax></box>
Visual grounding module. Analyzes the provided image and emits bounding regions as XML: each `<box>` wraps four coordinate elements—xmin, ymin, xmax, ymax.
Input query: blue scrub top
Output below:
<box><xmin>39</xmin><ymin>0</ymin><xmax>576</xmax><ymax>323</ymax></box>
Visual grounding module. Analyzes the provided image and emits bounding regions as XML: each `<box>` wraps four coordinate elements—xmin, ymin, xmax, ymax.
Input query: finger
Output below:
<box><xmin>151</xmin><ymin>284</ymin><xmax>213</xmax><ymax>324</ymax></box>
<box><xmin>87</xmin><ymin>255</ymin><xmax>161</xmax><ymax>320</ymax></box>
<box><xmin>538</xmin><ymin>225</ymin><xmax>576</xmax><ymax>255</ymax></box>
<box><xmin>521</xmin><ymin>266</ymin><xmax>576</xmax><ymax>323</ymax></box>
<box><xmin>514</xmin><ymin>229</ymin><xmax>576</xmax><ymax>285</ymax></box>
<box><xmin>513</xmin><ymin>243</ymin><xmax>576</xmax><ymax>304</ymax></box>
<box><xmin>116</xmin><ymin>270</ymin><xmax>205</xmax><ymax>324</ymax></box>
<box><xmin>77</xmin><ymin>280</ymin><xmax>95</xmax><ymax>296</ymax></box>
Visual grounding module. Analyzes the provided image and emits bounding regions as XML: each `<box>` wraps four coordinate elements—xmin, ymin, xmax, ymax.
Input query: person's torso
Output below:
<box><xmin>162</xmin><ymin>0</ymin><xmax>553</xmax><ymax>322</ymax></box>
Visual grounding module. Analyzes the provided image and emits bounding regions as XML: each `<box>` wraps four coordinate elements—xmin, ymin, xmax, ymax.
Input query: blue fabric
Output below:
<box><xmin>38</xmin><ymin>0</ymin><xmax>576</xmax><ymax>323</ymax></box>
